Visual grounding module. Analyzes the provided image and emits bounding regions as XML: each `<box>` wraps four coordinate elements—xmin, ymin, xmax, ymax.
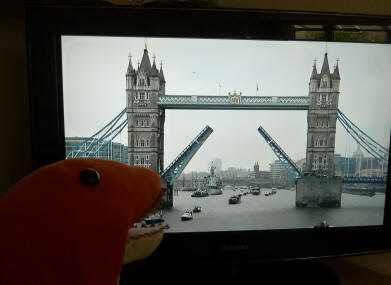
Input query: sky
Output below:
<box><xmin>62</xmin><ymin>36</ymin><xmax>391</xmax><ymax>172</ymax></box>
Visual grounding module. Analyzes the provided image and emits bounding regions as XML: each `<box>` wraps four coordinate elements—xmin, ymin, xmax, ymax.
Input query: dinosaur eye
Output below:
<box><xmin>79</xmin><ymin>168</ymin><xmax>100</xmax><ymax>186</ymax></box>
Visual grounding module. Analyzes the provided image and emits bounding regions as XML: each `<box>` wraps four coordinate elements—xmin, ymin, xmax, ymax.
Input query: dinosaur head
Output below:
<box><xmin>0</xmin><ymin>158</ymin><xmax>166</xmax><ymax>285</ymax></box>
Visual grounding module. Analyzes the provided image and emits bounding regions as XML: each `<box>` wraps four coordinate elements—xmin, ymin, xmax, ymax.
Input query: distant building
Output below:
<box><xmin>286</xmin><ymin>151</ymin><xmax>386</xmax><ymax>178</ymax></box>
<box><xmin>65</xmin><ymin>137</ymin><xmax>128</xmax><ymax>164</ymax></box>
<box><xmin>352</xmin><ymin>144</ymin><xmax>364</xmax><ymax>176</ymax></box>
<box><xmin>253</xmin><ymin>162</ymin><xmax>260</xmax><ymax>178</ymax></box>
<box><xmin>295</xmin><ymin>158</ymin><xmax>306</xmax><ymax>172</ymax></box>
<box><xmin>334</xmin><ymin>149</ymin><xmax>386</xmax><ymax>177</ymax></box>
<box><xmin>359</xmin><ymin>157</ymin><xmax>385</xmax><ymax>177</ymax></box>
<box><xmin>220</xmin><ymin>167</ymin><xmax>250</xmax><ymax>179</ymax></box>
<box><xmin>259</xmin><ymin>171</ymin><xmax>272</xmax><ymax>181</ymax></box>
<box><xmin>225</xmin><ymin>167</ymin><xmax>238</xmax><ymax>178</ymax></box>
<box><xmin>269</xmin><ymin>160</ymin><xmax>284</xmax><ymax>179</ymax></box>
<box><xmin>269</xmin><ymin>160</ymin><xmax>290</xmax><ymax>183</ymax></box>
<box><xmin>238</xmin><ymin>169</ymin><xmax>251</xmax><ymax>178</ymax></box>
<box><xmin>334</xmin><ymin>154</ymin><xmax>356</xmax><ymax>176</ymax></box>
<box><xmin>249</xmin><ymin>162</ymin><xmax>271</xmax><ymax>181</ymax></box>
<box><xmin>354</xmin><ymin>153</ymin><xmax>387</xmax><ymax>178</ymax></box>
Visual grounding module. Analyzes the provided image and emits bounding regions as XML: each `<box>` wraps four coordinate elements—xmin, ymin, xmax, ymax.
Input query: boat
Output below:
<box><xmin>144</xmin><ymin>211</ymin><xmax>164</xmax><ymax>225</ymax></box>
<box><xmin>193</xmin><ymin>206</ymin><xmax>202</xmax><ymax>213</ymax></box>
<box><xmin>343</xmin><ymin>185</ymin><xmax>376</xmax><ymax>197</ymax></box>
<box><xmin>265</xmin><ymin>188</ymin><xmax>277</xmax><ymax>196</ymax></box>
<box><xmin>181</xmin><ymin>211</ymin><xmax>193</xmax><ymax>221</ymax></box>
<box><xmin>250</xmin><ymin>185</ymin><xmax>261</xmax><ymax>195</ymax></box>
<box><xmin>237</xmin><ymin>185</ymin><xmax>249</xmax><ymax>191</ymax></box>
<box><xmin>229</xmin><ymin>195</ymin><xmax>241</xmax><ymax>204</ymax></box>
<box><xmin>191</xmin><ymin>189</ymin><xmax>209</xmax><ymax>197</ymax></box>
<box><xmin>203</xmin><ymin>164</ymin><xmax>223</xmax><ymax>195</ymax></box>
<box><xmin>313</xmin><ymin>220</ymin><xmax>334</xmax><ymax>228</ymax></box>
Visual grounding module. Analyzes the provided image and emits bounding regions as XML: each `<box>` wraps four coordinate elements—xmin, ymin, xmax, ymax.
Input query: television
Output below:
<box><xmin>27</xmin><ymin>4</ymin><xmax>391</xmax><ymax>279</ymax></box>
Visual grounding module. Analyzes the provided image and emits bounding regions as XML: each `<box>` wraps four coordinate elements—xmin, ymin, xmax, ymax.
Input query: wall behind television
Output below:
<box><xmin>1</xmin><ymin>0</ymin><xmax>391</xmax><ymax>280</ymax></box>
<box><xmin>0</xmin><ymin>10</ymin><xmax>30</xmax><ymax>197</ymax></box>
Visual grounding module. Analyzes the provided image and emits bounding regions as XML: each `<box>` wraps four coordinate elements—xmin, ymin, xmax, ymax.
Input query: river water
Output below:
<box><xmin>161</xmin><ymin>187</ymin><xmax>386</xmax><ymax>232</ymax></box>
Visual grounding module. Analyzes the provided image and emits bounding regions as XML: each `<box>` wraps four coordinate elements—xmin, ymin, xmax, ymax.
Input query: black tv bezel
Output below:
<box><xmin>26</xmin><ymin>4</ymin><xmax>391</xmax><ymax>265</ymax></box>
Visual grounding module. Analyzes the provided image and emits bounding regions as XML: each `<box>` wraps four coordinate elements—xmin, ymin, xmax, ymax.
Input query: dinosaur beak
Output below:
<box><xmin>123</xmin><ymin>224</ymin><xmax>168</xmax><ymax>264</ymax></box>
<box><xmin>122</xmin><ymin>187</ymin><xmax>169</xmax><ymax>264</ymax></box>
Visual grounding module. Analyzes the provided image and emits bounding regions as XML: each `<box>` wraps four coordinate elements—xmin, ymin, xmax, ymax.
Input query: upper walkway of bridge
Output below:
<box><xmin>158</xmin><ymin>94</ymin><xmax>309</xmax><ymax>110</ymax></box>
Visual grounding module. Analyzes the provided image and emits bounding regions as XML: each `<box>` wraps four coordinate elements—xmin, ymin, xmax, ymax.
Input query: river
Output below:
<box><xmin>161</xmin><ymin>187</ymin><xmax>386</xmax><ymax>232</ymax></box>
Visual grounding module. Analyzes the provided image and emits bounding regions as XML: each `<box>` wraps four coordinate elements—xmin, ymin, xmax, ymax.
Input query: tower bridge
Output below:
<box><xmin>125</xmin><ymin>46</ymin><xmax>346</xmax><ymax>208</ymax></box>
<box><xmin>67</xmin><ymin>45</ymin><xmax>389</xmax><ymax>208</ymax></box>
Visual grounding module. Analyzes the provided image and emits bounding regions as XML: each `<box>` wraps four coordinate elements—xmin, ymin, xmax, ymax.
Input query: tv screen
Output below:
<box><xmin>27</xmin><ymin>5</ymin><xmax>391</xmax><ymax>268</ymax></box>
<box><xmin>62</xmin><ymin>36</ymin><xmax>389</xmax><ymax>232</ymax></box>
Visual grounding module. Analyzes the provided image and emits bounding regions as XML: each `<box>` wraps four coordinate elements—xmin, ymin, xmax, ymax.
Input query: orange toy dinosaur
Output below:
<box><xmin>0</xmin><ymin>158</ymin><xmax>166</xmax><ymax>284</ymax></box>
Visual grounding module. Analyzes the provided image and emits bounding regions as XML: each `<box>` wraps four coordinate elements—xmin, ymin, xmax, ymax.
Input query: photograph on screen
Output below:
<box><xmin>62</xmin><ymin>36</ymin><xmax>390</xmax><ymax>232</ymax></box>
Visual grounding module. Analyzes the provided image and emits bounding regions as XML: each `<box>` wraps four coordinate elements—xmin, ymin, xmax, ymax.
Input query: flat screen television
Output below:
<box><xmin>27</xmin><ymin>3</ymin><xmax>391</xmax><ymax>278</ymax></box>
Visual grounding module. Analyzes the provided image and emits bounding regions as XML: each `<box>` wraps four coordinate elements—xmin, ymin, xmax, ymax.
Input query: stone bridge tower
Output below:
<box><xmin>305</xmin><ymin>53</ymin><xmax>340</xmax><ymax>176</ymax></box>
<box><xmin>296</xmin><ymin>53</ymin><xmax>342</xmax><ymax>208</ymax></box>
<box><xmin>126</xmin><ymin>46</ymin><xmax>166</xmax><ymax>173</ymax></box>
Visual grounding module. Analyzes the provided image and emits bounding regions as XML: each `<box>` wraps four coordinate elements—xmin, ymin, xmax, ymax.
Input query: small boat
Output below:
<box><xmin>181</xmin><ymin>211</ymin><xmax>193</xmax><ymax>221</ymax></box>
<box><xmin>144</xmin><ymin>211</ymin><xmax>164</xmax><ymax>225</ymax></box>
<box><xmin>193</xmin><ymin>206</ymin><xmax>202</xmax><ymax>213</ymax></box>
<box><xmin>251</xmin><ymin>186</ymin><xmax>261</xmax><ymax>195</ymax></box>
<box><xmin>313</xmin><ymin>220</ymin><xmax>334</xmax><ymax>228</ymax></box>
<box><xmin>191</xmin><ymin>190</ymin><xmax>209</xmax><ymax>197</ymax></box>
<box><xmin>229</xmin><ymin>195</ymin><xmax>241</xmax><ymax>204</ymax></box>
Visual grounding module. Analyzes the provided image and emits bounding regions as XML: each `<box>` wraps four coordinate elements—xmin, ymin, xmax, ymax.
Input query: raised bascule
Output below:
<box><xmin>67</xmin><ymin>46</ymin><xmax>388</xmax><ymax>208</ymax></box>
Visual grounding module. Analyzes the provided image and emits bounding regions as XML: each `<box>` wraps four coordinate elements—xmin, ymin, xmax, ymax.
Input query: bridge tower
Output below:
<box><xmin>296</xmin><ymin>53</ymin><xmax>342</xmax><ymax>208</ymax></box>
<box><xmin>305</xmin><ymin>53</ymin><xmax>340</xmax><ymax>176</ymax></box>
<box><xmin>126</xmin><ymin>46</ymin><xmax>166</xmax><ymax>173</ymax></box>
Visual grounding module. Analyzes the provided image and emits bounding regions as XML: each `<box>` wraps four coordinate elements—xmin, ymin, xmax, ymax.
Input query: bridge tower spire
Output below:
<box><xmin>305</xmin><ymin>53</ymin><xmax>341</xmax><ymax>176</ymax></box>
<box><xmin>126</xmin><ymin>46</ymin><xmax>166</xmax><ymax>173</ymax></box>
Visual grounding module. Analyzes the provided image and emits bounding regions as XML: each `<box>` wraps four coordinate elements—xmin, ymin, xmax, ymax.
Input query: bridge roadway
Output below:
<box><xmin>158</xmin><ymin>94</ymin><xmax>310</xmax><ymax>110</ymax></box>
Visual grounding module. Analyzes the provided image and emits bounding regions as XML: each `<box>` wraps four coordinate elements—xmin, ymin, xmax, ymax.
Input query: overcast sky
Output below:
<box><xmin>62</xmin><ymin>36</ymin><xmax>391</xmax><ymax>172</ymax></box>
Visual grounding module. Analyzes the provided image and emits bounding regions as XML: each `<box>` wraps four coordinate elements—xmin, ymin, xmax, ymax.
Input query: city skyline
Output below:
<box><xmin>62</xmin><ymin>36</ymin><xmax>391</xmax><ymax>172</ymax></box>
